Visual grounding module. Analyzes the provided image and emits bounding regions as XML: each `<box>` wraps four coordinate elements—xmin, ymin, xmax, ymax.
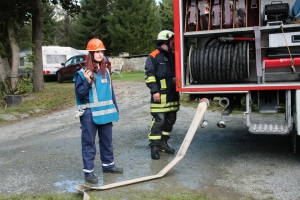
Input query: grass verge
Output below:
<box><xmin>0</xmin><ymin>72</ymin><xmax>146</xmax><ymax>127</ymax></box>
<box><xmin>0</xmin><ymin>81</ymin><xmax>76</xmax><ymax>127</ymax></box>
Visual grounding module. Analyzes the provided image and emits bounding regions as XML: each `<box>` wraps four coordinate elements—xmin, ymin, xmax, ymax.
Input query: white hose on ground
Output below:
<box><xmin>76</xmin><ymin>98</ymin><xmax>209</xmax><ymax>200</ymax></box>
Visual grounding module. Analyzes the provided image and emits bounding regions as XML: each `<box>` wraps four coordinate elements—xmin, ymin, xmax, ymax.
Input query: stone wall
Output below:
<box><xmin>109</xmin><ymin>55</ymin><xmax>147</xmax><ymax>72</ymax></box>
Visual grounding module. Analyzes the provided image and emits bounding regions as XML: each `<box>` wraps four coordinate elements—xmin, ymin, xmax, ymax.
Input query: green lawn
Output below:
<box><xmin>111</xmin><ymin>71</ymin><xmax>145</xmax><ymax>82</ymax></box>
<box><xmin>0</xmin><ymin>72</ymin><xmax>145</xmax><ymax>127</ymax></box>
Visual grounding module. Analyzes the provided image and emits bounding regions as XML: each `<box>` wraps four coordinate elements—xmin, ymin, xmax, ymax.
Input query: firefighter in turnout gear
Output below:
<box><xmin>74</xmin><ymin>38</ymin><xmax>123</xmax><ymax>184</ymax></box>
<box><xmin>144</xmin><ymin>30</ymin><xmax>180</xmax><ymax>160</ymax></box>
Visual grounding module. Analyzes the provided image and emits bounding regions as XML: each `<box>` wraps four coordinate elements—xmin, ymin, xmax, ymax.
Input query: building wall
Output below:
<box><xmin>109</xmin><ymin>56</ymin><xmax>147</xmax><ymax>72</ymax></box>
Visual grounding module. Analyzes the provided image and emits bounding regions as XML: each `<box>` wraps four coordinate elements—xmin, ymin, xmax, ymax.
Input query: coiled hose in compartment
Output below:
<box><xmin>188</xmin><ymin>41</ymin><xmax>249</xmax><ymax>83</ymax></box>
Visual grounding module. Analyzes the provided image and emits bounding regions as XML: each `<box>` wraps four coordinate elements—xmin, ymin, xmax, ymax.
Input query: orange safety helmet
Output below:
<box><xmin>86</xmin><ymin>38</ymin><xmax>106</xmax><ymax>51</ymax></box>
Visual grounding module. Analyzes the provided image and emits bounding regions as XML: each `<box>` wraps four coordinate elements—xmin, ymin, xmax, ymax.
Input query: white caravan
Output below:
<box><xmin>19</xmin><ymin>46</ymin><xmax>86</xmax><ymax>80</ymax></box>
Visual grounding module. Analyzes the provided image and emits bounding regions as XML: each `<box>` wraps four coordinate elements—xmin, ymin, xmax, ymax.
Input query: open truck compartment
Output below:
<box><xmin>173</xmin><ymin>0</ymin><xmax>300</xmax><ymax>148</ymax></box>
<box><xmin>174</xmin><ymin>0</ymin><xmax>300</xmax><ymax>91</ymax></box>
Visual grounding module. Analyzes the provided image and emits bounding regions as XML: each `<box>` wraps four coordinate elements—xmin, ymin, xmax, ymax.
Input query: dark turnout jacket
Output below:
<box><xmin>144</xmin><ymin>46</ymin><xmax>180</xmax><ymax>113</ymax></box>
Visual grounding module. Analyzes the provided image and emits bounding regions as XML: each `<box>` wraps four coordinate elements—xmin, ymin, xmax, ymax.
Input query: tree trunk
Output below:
<box><xmin>0</xmin><ymin>56</ymin><xmax>11</xmax><ymax>83</ymax></box>
<box><xmin>32</xmin><ymin>0</ymin><xmax>44</xmax><ymax>92</ymax></box>
<box><xmin>0</xmin><ymin>56</ymin><xmax>12</xmax><ymax>95</ymax></box>
<box><xmin>7</xmin><ymin>19</ymin><xmax>19</xmax><ymax>90</ymax></box>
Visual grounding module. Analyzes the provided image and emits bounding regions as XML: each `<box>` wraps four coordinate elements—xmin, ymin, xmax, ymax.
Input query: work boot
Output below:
<box><xmin>160</xmin><ymin>140</ymin><xmax>175</xmax><ymax>154</ymax></box>
<box><xmin>103</xmin><ymin>166</ymin><xmax>123</xmax><ymax>174</ymax></box>
<box><xmin>151</xmin><ymin>145</ymin><xmax>160</xmax><ymax>160</ymax></box>
<box><xmin>84</xmin><ymin>173</ymin><xmax>98</xmax><ymax>184</ymax></box>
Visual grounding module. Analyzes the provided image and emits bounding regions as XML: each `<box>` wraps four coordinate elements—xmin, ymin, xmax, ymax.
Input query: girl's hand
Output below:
<box><xmin>83</xmin><ymin>69</ymin><xmax>92</xmax><ymax>83</ymax></box>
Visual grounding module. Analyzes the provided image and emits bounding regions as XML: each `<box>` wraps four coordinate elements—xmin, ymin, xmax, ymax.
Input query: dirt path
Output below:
<box><xmin>1</xmin><ymin>81</ymin><xmax>300</xmax><ymax>200</ymax></box>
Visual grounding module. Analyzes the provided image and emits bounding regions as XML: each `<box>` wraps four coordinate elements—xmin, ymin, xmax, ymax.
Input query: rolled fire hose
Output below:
<box><xmin>76</xmin><ymin>98</ymin><xmax>209</xmax><ymax>200</ymax></box>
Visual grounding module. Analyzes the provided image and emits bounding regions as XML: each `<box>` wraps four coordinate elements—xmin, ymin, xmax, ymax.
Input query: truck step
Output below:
<box><xmin>258</xmin><ymin>90</ymin><xmax>278</xmax><ymax>113</ymax></box>
<box><xmin>249</xmin><ymin>123</ymin><xmax>289</xmax><ymax>135</ymax></box>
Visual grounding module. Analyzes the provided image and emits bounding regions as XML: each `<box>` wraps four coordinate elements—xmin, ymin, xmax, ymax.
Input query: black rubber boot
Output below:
<box><xmin>160</xmin><ymin>140</ymin><xmax>175</xmax><ymax>154</ymax></box>
<box><xmin>151</xmin><ymin>145</ymin><xmax>160</xmax><ymax>160</ymax></box>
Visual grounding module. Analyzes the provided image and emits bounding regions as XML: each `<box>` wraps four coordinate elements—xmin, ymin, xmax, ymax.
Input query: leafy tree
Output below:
<box><xmin>0</xmin><ymin>0</ymin><xmax>81</xmax><ymax>93</ymax></box>
<box><xmin>72</xmin><ymin>0</ymin><xmax>111</xmax><ymax>52</ymax></box>
<box><xmin>159</xmin><ymin>0</ymin><xmax>174</xmax><ymax>31</ymax></box>
<box><xmin>106</xmin><ymin>0</ymin><xmax>161</xmax><ymax>56</ymax></box>
<box><xmin>42</xmin><ymin>3</ymin><xmax>57</xmax><ymax>46</ymax></box>
<box><xmin>31</xmin><ymin>0</ymin><xmax>80</xmax><ymax>92</ymax></box>
<box><xmin>17</xmin><ymin>4</ymin><xmax>71</xmax><ymax>48</ymax></box>
<box><xmin>17</xmin><ymin>22</ymin><xmax>33</xmax><ymax>51</ymax></box>
<box><xmin>56</xmin><ymin>15</ymin><xmax>73</xmax><ymax>46</ymax></box>
<box><xmin>0</xmin><ymin>0</ymin><xmax>33</xmax><ymax>92</ymax></box>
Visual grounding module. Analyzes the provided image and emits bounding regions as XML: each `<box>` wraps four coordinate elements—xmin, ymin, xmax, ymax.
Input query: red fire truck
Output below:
<box><xmin>173</xmin><ymin>0</ymin><xmax>300</xmax><ymax>151</ymax></box>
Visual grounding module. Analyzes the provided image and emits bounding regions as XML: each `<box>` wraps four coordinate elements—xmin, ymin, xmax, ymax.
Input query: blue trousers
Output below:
<box><xmin>80</xmin><ymin>108</ymin><xmax>115</xmax><ymax>175</ymax></box>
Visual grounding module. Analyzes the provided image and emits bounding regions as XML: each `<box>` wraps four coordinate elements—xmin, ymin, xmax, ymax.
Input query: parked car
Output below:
<box><xmin>56</xmin><ymin>54</ymin><xmax>111</xmax><ymax>83</ymax></box>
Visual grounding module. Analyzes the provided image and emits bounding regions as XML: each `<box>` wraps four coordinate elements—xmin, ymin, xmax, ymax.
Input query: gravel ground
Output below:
<box><xmin>1</xmin><ymin>81</ymin><xmax>300</xmax><ymax>200</ymax></box>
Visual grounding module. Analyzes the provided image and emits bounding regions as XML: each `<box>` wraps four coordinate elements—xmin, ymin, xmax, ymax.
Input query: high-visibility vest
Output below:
<box><xmin>75</xmin><ymin>69</ymin><xmax>119</xmax><ymax>124</ymax></box>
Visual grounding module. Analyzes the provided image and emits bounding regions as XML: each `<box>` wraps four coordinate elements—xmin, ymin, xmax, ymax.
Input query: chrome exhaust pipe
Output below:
<box><xmin>219</xmin><ymin>97</ymin><xmax>230</xmax><ymax>108</ymax></box>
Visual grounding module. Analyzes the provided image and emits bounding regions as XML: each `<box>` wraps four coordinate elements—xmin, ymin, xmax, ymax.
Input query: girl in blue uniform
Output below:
<box><xmin>74</xmin><ymin>38</ymin><xmax>123</xmax><ymax>184</ymax></box>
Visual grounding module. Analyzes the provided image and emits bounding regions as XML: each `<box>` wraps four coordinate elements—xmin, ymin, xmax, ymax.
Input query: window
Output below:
<box><xmin>65</xmin><ymin>57</ymin><xmax>74</xmax><ymax>66</ymax></box>
<box><xmin>73</xmin><ymin>57</ymin><xmax>79</xmax><ymax>63</ymax></box>
<box><xmin>78</xmin><ymin>56</ymin><xmax>84</xmax><ymax>62</ymax></box>
<box><xmin>20</xmin><ymin>58</ymin><xmax>25</xmax><ymax>67</ymax></box>
<box><xmin>46</xmin><ymin>55</ymin><xmax>66</xmax><ymax>64</ymax></box>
